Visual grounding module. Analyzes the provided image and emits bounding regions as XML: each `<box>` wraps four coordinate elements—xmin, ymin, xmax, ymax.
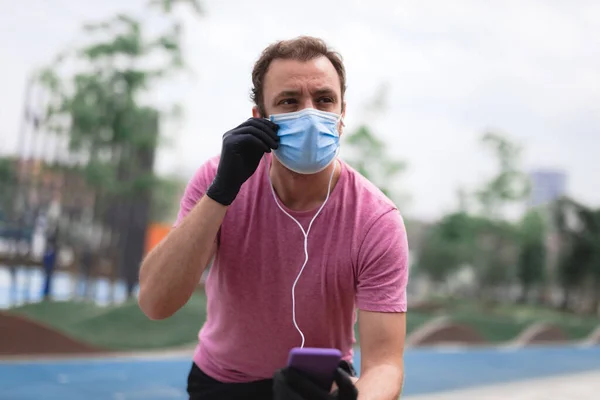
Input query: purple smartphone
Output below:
<box><xmin>287</xmin><ymin>347</ymin><xmax>342</xmax><ymax>391</ymax></box>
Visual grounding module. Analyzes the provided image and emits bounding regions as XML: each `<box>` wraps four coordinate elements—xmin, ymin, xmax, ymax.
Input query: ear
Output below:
<box><xmin>338</xmin><ymin>101</ymin><xmax>347</xmax><ymax>136</ymax></box>
<box><xmin>252</xmin><ymin>106</ymin><xmax>262</xmax><ymax>118</ymax></box>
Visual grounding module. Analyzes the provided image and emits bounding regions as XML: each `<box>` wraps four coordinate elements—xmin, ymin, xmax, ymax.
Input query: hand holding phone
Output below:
<box><xmin>272</xmin><ymin>347</ymin><xmax>358</xmax><ymax>400</ymax></box>
<box><xmin>287</xmin><ymin>347</ymin><xmax>342</xmax><ymax>390</ymax></box>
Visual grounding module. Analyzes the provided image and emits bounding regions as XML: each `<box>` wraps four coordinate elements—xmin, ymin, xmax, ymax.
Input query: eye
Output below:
<box><xmin>317</xmin><ymin>96</ymin><xmax>334</xmax><ymax>103</ymax></box>
<box><xmin>278</xmin><ymin>98</ymin><xmax>297</xmax><ymax>105</ymax></box>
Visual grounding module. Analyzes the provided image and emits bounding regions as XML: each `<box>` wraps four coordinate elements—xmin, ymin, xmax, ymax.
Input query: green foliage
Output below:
<box><xmin>150</xmin><ymin>175</ymin><xmax>187</xmax><ymax>223</ymax></box>
<box><xmin>475</xmin><ymin>132</ymin><xmax>530</xmax><ymax>218</ymax></box>
<box><xmin>417</xmin><ymin>229</ymin><xmax>462</xmax><ymax>283</ymax></box>
<box><xmin>29</xmin><ymin>1</ymin><xmax>203</xmax><ymax>296</ymax></box>
<box><xmin>344</xmin><ymin>125</ymin><xmax>406</xmax><ymax>202</ymax></box>
<box><xmin>553</xmin><ymin>197</ymin><xmax>600</xmax><ymax>312</ymax></box>
<box><xmin>416</xmin><ymin>212</ymin><xmax>478</xmax><ymax>282</ymax></box>
<box><xmin>342</xmin><ymin>85</ymin><xmax>407</xmax><ymax>204</ymax></box>
<box><xmin>451</xmin><ymin>217</ymin><xmax>519</xmax><ymax>293</ymax></box>
<box><xmin>0</xmin><ymin>156</ymin><xmax>17</xmax><ymax>184</ymax></box>
<box><xmin>417</xmin><ymin>209</ymin><xmax>520</xmax><ymax>294</ymax></box>
<box><xmin>0</xmin><ymin>156</ymin><xmax>18</xmax><ymax>221</ymax></box>
<box><xmin>416</xmin><ymin>131</ymin><xmax>530</xmax><ymax>295</ymax></box>
<box><xmin>148</xmin><ymin>0</ymin><xmax>203</xmax><ymax>15</ymax></box>
<box><xmin>38</xmin><ymin>1</ymin><xmax>200</xmax><ymax>198</ymax></box>
<box><xmin>413</xmin><ymin>131</ymin><xmax>528</xmax><ymax>298</ymax></box>
<box><xmin>516</xmin><ymin>210</ymin><xmax>546</xmax><ymax>300</ymax></box>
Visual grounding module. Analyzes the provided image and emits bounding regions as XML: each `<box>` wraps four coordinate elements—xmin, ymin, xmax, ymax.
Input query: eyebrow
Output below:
<box><xmin>275</xmin><ymin>90</ymin><xmax>301</xmax><ymax>99</ymax></box>
<box><xmin>312</xmin><ymin>87</ymin><xmax>336</xmax><ymax>96</ymax></box>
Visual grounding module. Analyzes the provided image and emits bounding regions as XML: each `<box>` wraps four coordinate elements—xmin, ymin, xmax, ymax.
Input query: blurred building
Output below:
<box><xmin>528</xmin><ymin>169</ymin><xmax>567</xmax><ymax>208</ymax></box>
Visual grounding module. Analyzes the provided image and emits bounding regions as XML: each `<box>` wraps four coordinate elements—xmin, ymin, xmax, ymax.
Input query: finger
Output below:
<box><xmin>248</xmin><ymin>117</ymin><xmax>280</xmax><ymax>133</ymax></box>
<box><xmin>244</xmin><ymin>118</ymin><xmax>280</xmax><ymax>144</ymax></box>
<box><xmin>245</xmin><ymin>118</ymin><xmax>280</xmax><ymax>146</ymax></box>
<box><xmin>239</xmin><ymin>124</ymin><xmax>279</xmax><ymax>150</ymax></box>
<box><xmin>334</xmin><ymin>367</ymin><xmax>358</xmax><ymax>399</ymax></box>
<box><xmin>283</xmin><ymin>368</ymin><xmax>331</xmax><ymax>399</ymax></box>
<box><xmin>273</xmin><ymin>369</ymin><xmax>306</xmax><ymax>400</ymax></box>
<box><xmin>236</xmin><ymin>128</ymin><xmax>273</xmax><ymax>153</ymax></box>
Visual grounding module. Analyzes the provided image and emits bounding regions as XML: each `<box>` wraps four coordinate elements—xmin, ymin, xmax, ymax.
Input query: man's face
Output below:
<box><xmin>253</xmin><ymin>56</ymin><xmax>346</xmax><ymax>127</ymax></box>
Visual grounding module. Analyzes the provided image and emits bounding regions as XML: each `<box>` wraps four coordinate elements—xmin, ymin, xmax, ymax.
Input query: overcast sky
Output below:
<box><xmin>1</xmin><ymin>0</ymin><xmax>599</xmax><ymax>220</ymax></box>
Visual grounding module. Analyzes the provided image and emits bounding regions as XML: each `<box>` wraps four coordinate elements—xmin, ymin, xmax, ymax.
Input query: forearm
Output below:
<box><xmin>138</xmin><ymin>195</ymin><xmax>227</xmax><ymax>319</ymax></box>
<box><xmin>355</xmin><ymin>364</ymin><xmax>404</xmax><ymax>400</ymax></box>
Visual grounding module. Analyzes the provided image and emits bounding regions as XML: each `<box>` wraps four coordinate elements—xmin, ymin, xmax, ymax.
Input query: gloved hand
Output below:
<box><xmin>273</xmin><ymin>367</ymin><xmax>358</xmax><ymax>400</ymax></box>
<box><xmin>206</xmin><ymin>118</ymin><xmax>279</xmax><ymax>205</ymax></box>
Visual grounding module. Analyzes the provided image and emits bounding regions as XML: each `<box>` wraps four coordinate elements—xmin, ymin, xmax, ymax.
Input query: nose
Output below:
<box><xmin>299</xmin><ymin>97</ymin><xmax>316</xmax><ymax>111</ymax></box>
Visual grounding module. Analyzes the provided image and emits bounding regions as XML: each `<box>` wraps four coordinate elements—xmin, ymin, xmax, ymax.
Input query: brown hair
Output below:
<box><xmin>251</xmin><ymin>36</ymin><xmax>347</xmax><ymax>116</ymax></box>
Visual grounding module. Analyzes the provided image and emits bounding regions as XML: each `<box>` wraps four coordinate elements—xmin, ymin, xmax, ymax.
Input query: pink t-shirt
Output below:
<box><xmin>174</xmin><ymin>154</ymin><xmax>409</xmax><ymax>383</ymax></box>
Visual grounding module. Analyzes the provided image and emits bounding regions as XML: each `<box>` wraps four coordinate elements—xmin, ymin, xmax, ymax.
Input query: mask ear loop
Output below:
<box><xmin>267</xmin><ymin>159</ymin><xmax>338</xmax><ymax>348</ymax></box>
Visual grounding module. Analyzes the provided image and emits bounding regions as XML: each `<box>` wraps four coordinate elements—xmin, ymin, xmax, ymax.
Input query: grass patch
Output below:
<box><xmin>354</xmin><ymin>312</ymin><xmax>434</xmax><ymax>342</ymax></box>
<box><xmin>412</xmin><ymin>297</ymin><xmax>599</xmax><ymax>341</ymax></box>
<box><xmin>9</xmin><ymin>294</ymin><xmax>207</xmax><ymax>350</ymax></box>
<box><xmin>451</xmin><ymin>313</ymin><xmax>530</xmax><ymax>342</ymax></box>
<box><xmin>406</xmin><ymin>312</ymin><xmax>434</xmax><ymax>335</ymax></box>
<box><xmin>11</xmin><ymin>300</ymin><xmax>107</xmax><ymax>326</ymax></box>
<box><xmin>447</xmin><ymin>301</ymin><xmax>599</xmax><ymax>341</ymax></box>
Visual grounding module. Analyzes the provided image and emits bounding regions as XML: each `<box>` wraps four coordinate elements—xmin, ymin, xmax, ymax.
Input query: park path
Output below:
<box><xmin>405</xmin><ymin>369</ymin><xmax>600</xmax><ymax>400</ymax></box>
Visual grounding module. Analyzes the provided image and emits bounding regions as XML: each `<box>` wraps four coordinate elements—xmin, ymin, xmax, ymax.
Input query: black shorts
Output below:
<box><xmin>186</xmin><ymin>361</ymin><xmax>357</xmax><ymax>400</ymax></box>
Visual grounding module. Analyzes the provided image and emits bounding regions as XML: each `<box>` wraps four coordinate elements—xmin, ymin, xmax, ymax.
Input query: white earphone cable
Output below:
<box><xmin>267</xmin><ymin>159</ymin><xmax>337</xmax><ymax>348</ymax></box>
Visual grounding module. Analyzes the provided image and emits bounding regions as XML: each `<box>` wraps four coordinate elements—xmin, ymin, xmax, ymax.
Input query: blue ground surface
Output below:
<box><xmin>2</xmin><ymin>345</ymin><xmax>600</xmax><ymax>399</ymax></box>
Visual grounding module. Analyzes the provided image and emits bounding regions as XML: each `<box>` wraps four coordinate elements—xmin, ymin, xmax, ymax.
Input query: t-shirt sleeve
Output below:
<box><xmin>172</xmin><ymin>156</ymin><xmax>219</xmax><ymax>228</ymax></box>
<box><xmin>355</xmin><ymin>209</ymin><xmax>409</xmax><ymax>313</ymax></box>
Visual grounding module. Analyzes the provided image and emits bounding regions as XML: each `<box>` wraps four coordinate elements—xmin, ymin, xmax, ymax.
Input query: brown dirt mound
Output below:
<box><xmin>407</xmin><ymin>317</ymin><xmax>488</xmax><ymax>347</ymax></box>
<box><xmin>0</xmin><ymin>312</ymin><xmax>105</xmax><ymax>356</ymax></box>
<box><xmin>511</xmin><ymin>322</ymin><xmax>568</xmax><ymax>345</ymax></box>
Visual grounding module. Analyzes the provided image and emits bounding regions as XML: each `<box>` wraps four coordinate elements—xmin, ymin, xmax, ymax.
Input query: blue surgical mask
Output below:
<box><xmin>269</xmin><ymin>108</ymin><xmax>342</xmax><ymax>175</ymax></box>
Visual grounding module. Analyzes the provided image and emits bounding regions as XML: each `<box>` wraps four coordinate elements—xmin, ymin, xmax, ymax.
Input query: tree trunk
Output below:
<box><xmin>560</xmin><ymin>286</ymin><xmax>570</xmax><ymax>311</ymax></box>
<box><xmin>593</xmin><ymin>284</ymin><xmax>600</xmax><ymax>316</ymax></box>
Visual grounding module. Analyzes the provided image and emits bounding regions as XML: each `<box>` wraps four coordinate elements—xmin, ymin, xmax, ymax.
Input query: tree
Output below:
<box><xmin>0</xmin><ymin>156</ymin><xmax>18</xmax><ymax>223</ymax></box>
<box><xmin>0</xmin><ymin>156</ymin><xmax>21</xmax><ymax>307</ymax></box>
<box><xmin>38</xmin><ymin>0</ymin><xmax>202</xmax><ymax>298</ymax></box>
<box><xmin>475</xmin><ymin>132</ymin><xmax>530</xmax><ymax>218</ymax></box>
<box><xmin>150</xmin><ymin>175</ymin><xmax>187</xmax><ymax>223</ymax></box>
<box><xmin>416</xmin><ymin>212</ymin><xmax>477</xmax><ymax>286</ymax></box>
<box><xmin>580</xmin><ymin>207</ymin><xmax>600</xmax><ymax>314</ymax></box>
<box><xmin>342</xmin><ymin>85</ymin><xmax>408</xmax><ymax>205</ymax></box>
<box><xmin>344</xmin><ymin>125</ymin><xmax>406</xmax><ymax>201</ymax></box>
<box><xmin>553</xmin><ymin>197</ymin><xmax>600</xmax><ymax>314</ymax></box>
<box><xmin>554</xmin><ymin>197</ymin><xmax>584</xmax><ymax>310</ymax></box>
<box><xmin>516</xmin><ymin>209</ymin><xmax>546</xmax><ymax>302</ymax></box>
<box><xmin>467</xmin><ymin>132</ymin><xmax>530</xmax><ymax>300</ymax></box>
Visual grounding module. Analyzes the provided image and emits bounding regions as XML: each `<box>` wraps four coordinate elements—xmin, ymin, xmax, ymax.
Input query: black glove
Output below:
<box><xmin>206</xmin><ymin>118</ymin><xmax>279</xmax><ymax>205</ymax></box>
<box><xmin>273</xmin><ymin>367</ymin><xmax>358</xmax><ymax>400</ymax></box>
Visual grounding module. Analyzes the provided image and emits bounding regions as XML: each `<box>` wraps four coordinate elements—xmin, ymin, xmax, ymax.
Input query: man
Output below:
<box><xmin>42</xmin><ymin>227</ymin><xmax>59</xmax><ymax>300</ymax></box>
<box><xmin>138</xmin><ymin>36</ymin><xmax>409</xmax><ymax>400</ymax></box>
